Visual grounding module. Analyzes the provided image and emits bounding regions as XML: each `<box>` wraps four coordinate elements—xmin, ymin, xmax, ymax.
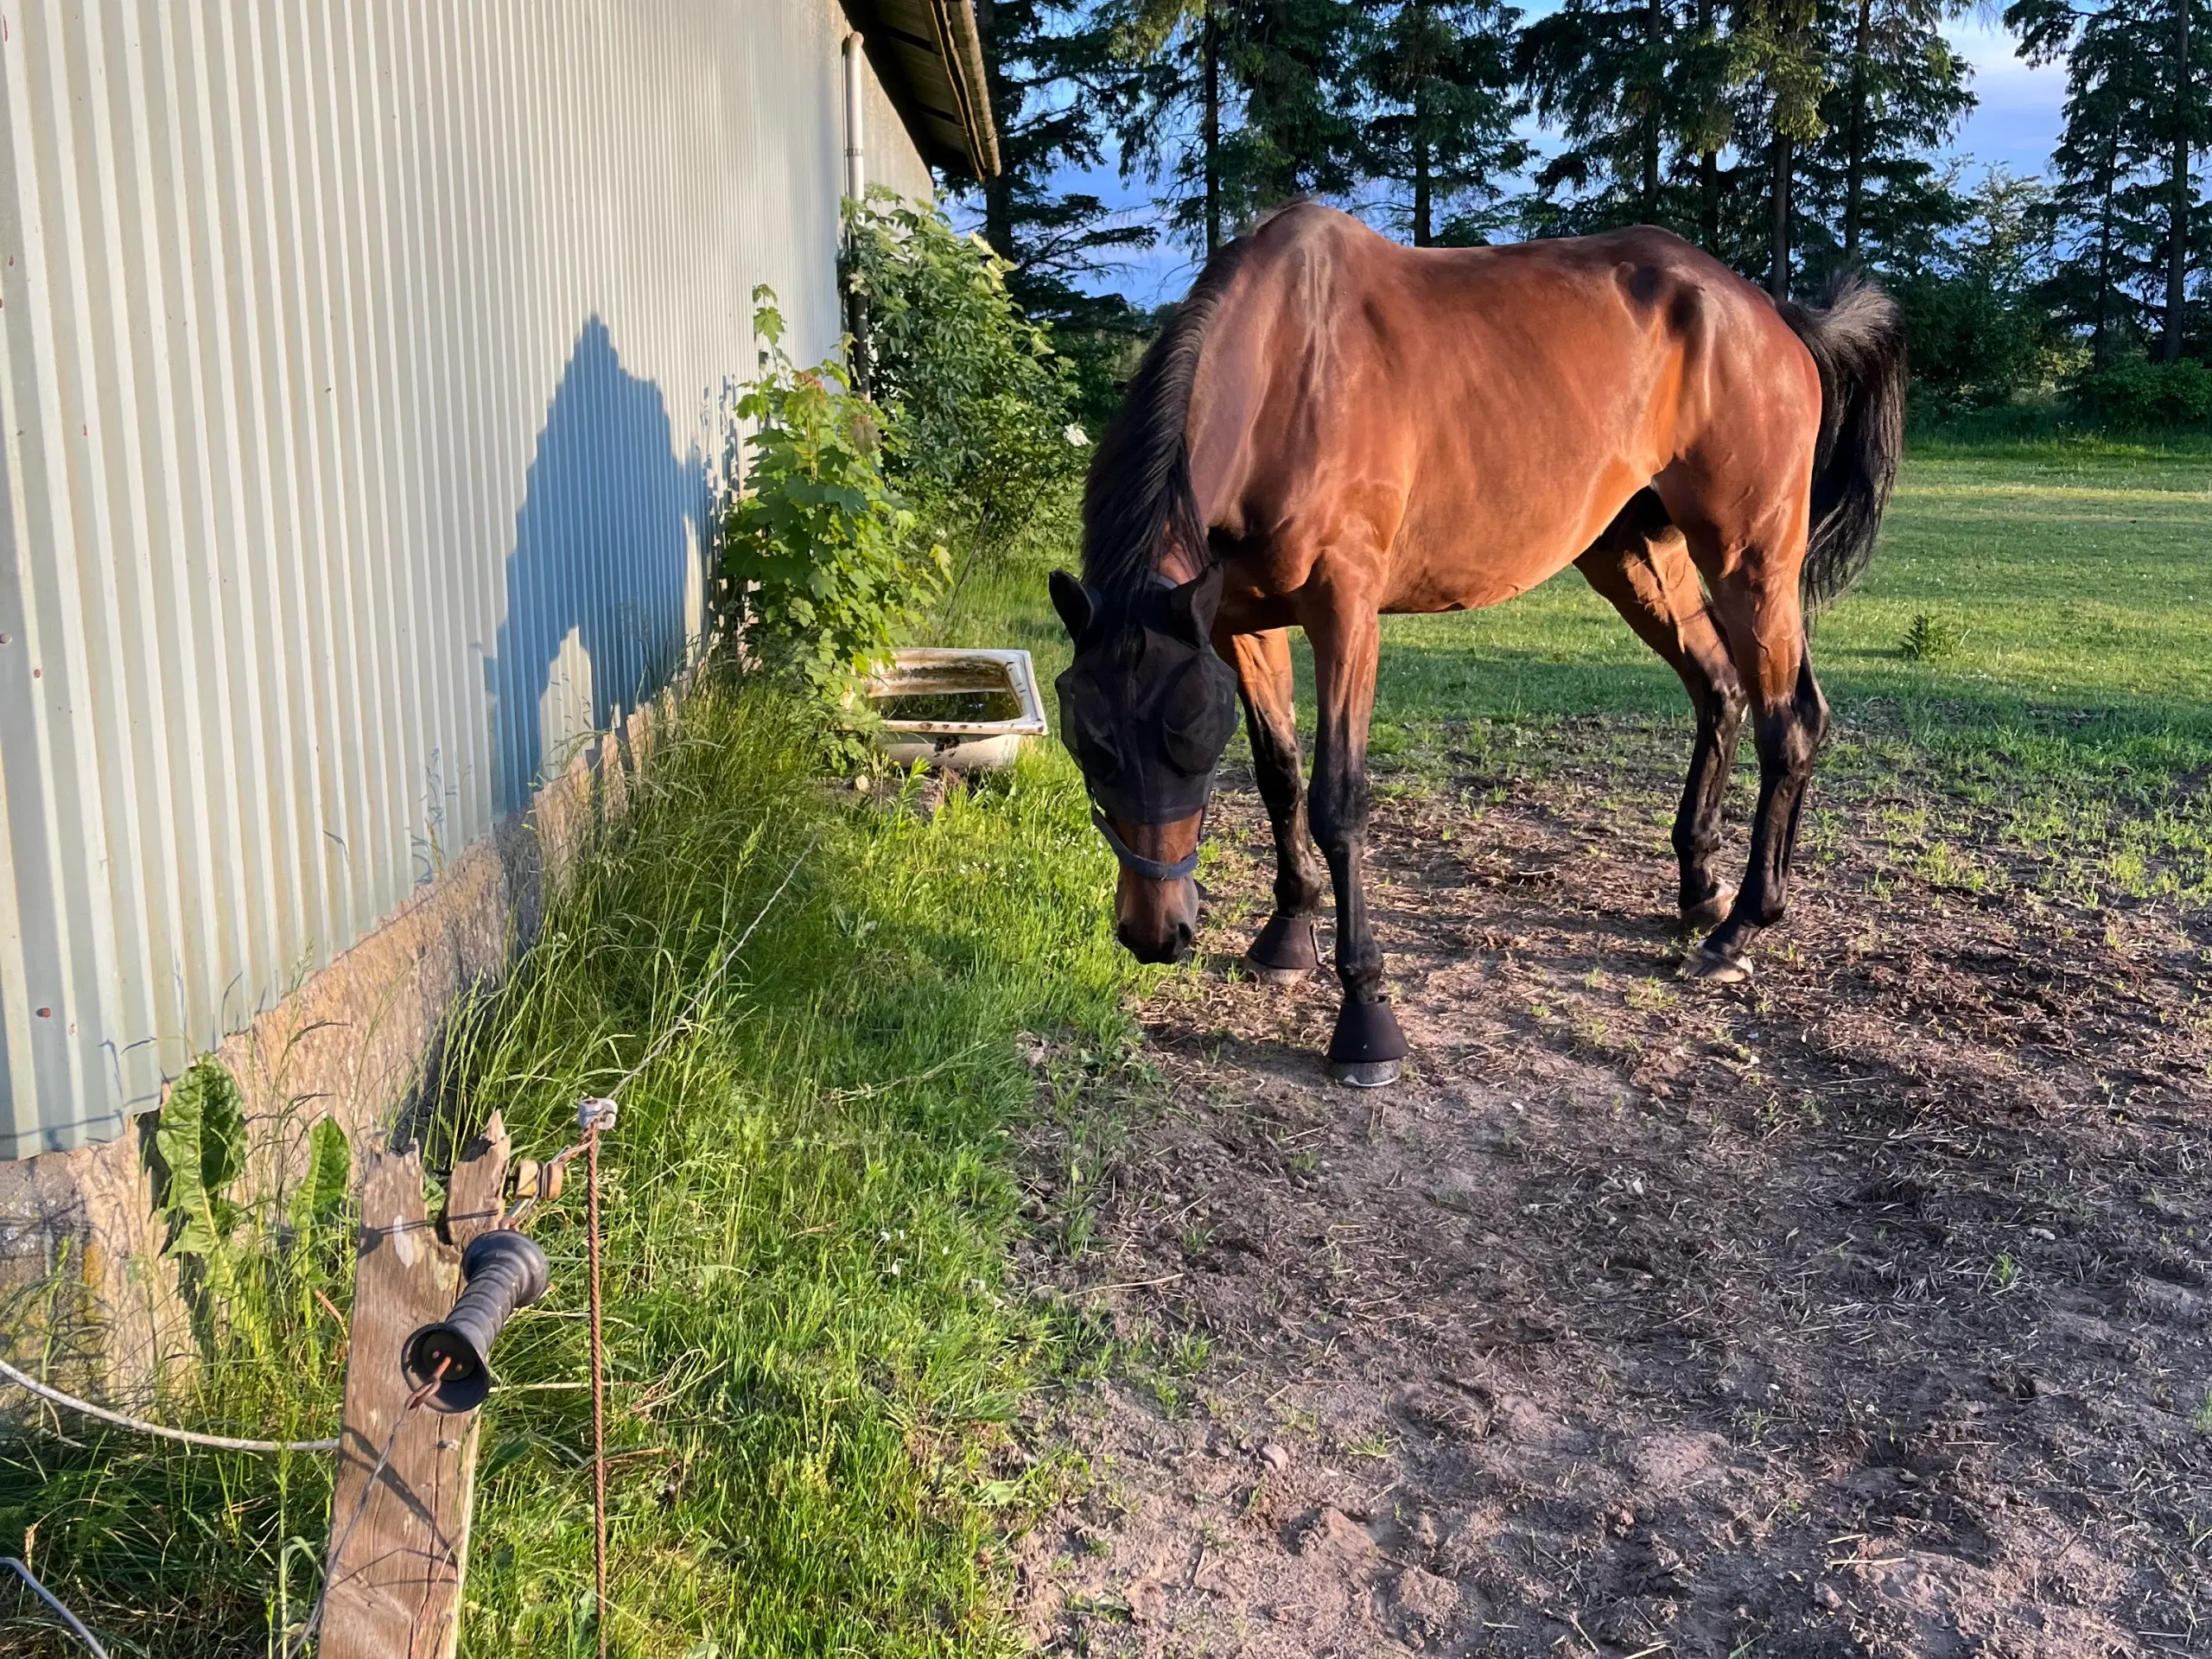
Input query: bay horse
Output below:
<box><xmin>1052</xmin><ymin>203</ymin><xmax>1904</xmax><ymax>1085</ymax></box>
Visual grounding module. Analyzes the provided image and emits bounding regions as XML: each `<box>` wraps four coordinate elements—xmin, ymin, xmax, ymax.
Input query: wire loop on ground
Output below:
<box><xmin>3</xmin><ymin>1555</ymin><xmax>112</xmax><ymax>1658</ymax></box>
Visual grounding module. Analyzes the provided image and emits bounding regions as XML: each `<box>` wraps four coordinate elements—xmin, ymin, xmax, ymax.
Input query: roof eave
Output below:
<box><xmin>846</xmin><ymin>0</ymin><xmax>1001</xmax><ymax>181</ymax></box>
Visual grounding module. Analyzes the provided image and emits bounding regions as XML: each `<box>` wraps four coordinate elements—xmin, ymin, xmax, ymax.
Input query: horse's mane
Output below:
<box><xmin>1078</xmin><ymin>232</ymin><xmax>1259</xmax><ymax>597</ymax></box>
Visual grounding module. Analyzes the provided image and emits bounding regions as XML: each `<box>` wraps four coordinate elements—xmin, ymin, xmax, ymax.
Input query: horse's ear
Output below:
<box><xmin>1049</xmin><ymin>569</ymin><xmax>1095</xmax><ymax>641</ymax></box>
<box><xmin>1164</xmin><ymin>564</ymin><xmax>1224</xmax><ymax>647</ymax></box>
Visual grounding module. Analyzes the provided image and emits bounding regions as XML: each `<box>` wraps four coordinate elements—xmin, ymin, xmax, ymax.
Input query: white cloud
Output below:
<box><xmin>1944</xmin><ymin>17</ymin><xmax>2069</xmax><ymax>176</ymax></box>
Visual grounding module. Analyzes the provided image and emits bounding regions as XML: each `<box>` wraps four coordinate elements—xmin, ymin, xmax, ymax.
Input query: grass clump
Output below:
<box><xmin>1899</xmin><ymin>612</ymin><xmax>1967</xmax><ymax>663</ymax></box>
<box><xmin>2</xmin><ymin>681</ymin><xmax>1136</xmax><ymax>1657</ymax></box>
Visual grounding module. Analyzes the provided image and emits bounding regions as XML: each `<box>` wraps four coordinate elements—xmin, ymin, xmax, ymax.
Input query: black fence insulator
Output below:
<box><xmin>401</xmin><ymin>1231</ymin><xmax>550</xmax><ymax>1414</ymax></box>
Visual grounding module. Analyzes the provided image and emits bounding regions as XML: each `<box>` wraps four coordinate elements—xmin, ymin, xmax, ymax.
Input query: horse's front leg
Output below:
<box><xmin>1304</xmin><ymin>598</ymin><xmax>1407</xmax><ymax>1086</ymax></box>
<box><xmin>1221</xmin><ymin>626</ymin><xmax>1328</xmax><ymax>982</ymax></box>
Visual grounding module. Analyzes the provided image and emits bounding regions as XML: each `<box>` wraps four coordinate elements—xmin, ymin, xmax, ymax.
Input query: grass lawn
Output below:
<box><xmin>2</xmin><ymin>690</ymin><xmax>1141</xmax><ymax>1658</ymax></box>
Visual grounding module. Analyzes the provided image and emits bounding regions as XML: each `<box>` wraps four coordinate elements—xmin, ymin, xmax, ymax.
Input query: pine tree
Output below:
<box><xmin>1109</xmin><ymin>0</ymin><xmax>1240</xmax><ymax>253</ymax></box>
<box><xmin>1512</xmin><ymin>0</ymin><xmax>1745</xmax><ymax>253</ymax></box>
<box><xmin>1516</xmin><ymin>0</ymin><xmax>1695</xmax><ymax>227</ymax></box>
<box><xmin>971</xmin><ymin>0</ymin><xmax>1155</xmax><ymax>317</ymax></box>
<box><xmin>2009</xmin><ymin>0</ymin><xmax>2212</xmax><ymax>359</ymax></box>
<box><xmin>1239</xmin><ymin>0</ymin><xmax>1369</xmax><ymax>202</ymax></box>
<box><xmin>1356</xmin><ymin>0</ymin><xmax>1529</xmax><ymax>244</ymax></box>
<box><xmin>1110</xmin><ymin>0</ymin><xmax>1363</xmax><ymax>254</ymax></box>
<box><xmin>1675</xmin><ymin>0</ymin><xmax>1742</xmax><ymax>251</ymax></box>
<box><xmin>1735</xmin><ymin>0</ymin><xmax>1829</xmax><ymax>296</ymax></box>
<box><xmin>1795</xmin><ymin>0</ymin><xmax>1974</xmax><ymax>277</ymax></box>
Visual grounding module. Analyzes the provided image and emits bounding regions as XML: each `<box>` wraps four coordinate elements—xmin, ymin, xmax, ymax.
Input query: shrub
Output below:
<box><xmin>1897</xmin><ymin>270</ymin><xmax>2058</xmax><ymax>412</ymax></box>
<box><xmin>844</xmin><ymin>193</ymin><xmax>1089</xmax><ymax>601</ymax></box>
<box><xmin>721</xmin><ymin>289</ymin><xmax>949</xmax><ymax>758</ymax></box>
<box><xmin>2075</xmin><ymin>355</ymin><xmax>2212</xmax><ymax>429</ymax></box>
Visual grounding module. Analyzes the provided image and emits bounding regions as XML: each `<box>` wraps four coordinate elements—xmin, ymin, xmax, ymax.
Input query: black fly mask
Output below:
<box><xmin>1050</xmin><ymin>567</ymin><xmax>1240</xmax><ymax>881</ymax></box>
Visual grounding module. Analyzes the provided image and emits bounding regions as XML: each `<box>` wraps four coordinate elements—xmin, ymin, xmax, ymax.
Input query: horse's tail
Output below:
<box><xmin>1080</xmin><ymin>233</ymin><xmax>1258</xmax><ymax>594</ymax></box>
<box><xmin>1778</xmin><ymin>273</ymin><xmax>1907</xmax><ymax>613</ymax></box>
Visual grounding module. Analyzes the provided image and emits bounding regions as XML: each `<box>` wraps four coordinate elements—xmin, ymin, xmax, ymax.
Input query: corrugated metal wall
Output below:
<box><xmin>0</xmin><ymin>0</ymin><xmax>933</xmax><ymax>1157</ymax></box>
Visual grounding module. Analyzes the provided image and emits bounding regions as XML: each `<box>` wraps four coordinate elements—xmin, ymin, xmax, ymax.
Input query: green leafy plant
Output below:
<box><xmin>1900</xmin><ymin>612</ymin><xmax>1967</xmax><ymax>662</ymax></box>
<box><xmin>2077</xmin><ymin>356</ymin><xmax>2212</xmax><ymax>429</ymax></box>
<box><xmin>722</xmin><ymin>288</ymin><xmax>948</xmax><ymax>757</ymax></box>
<box><xmin>844</xmin><ymin>193</ymin><xmax>1088</xmax><ymax>609</ymax></box>
<box><xmin>155</xmin><ymin>1057</ymin><xmax>249</xmax><ymax>1264</ymax></box>
<box><xmin>289</xmin><ymin>1116</ymin><xmax>351</xmax><ymax>1241</ymax></box>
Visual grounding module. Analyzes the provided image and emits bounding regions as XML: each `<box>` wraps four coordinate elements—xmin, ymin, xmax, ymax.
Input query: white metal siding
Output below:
<box><xmin>0</xmin><ymin>0</ymin><xmax>931</xmax><ymax>1156</ymax></box>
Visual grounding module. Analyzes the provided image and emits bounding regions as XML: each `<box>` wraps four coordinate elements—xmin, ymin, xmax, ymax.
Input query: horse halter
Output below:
<box><xmin>1089</xmin><ymin>803</ymin><xmax>1205</xmax><ymax>881</ymax></box>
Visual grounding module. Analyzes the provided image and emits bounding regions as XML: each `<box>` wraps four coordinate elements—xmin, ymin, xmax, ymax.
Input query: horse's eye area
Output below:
<box><xmin>1160</xmin><ymin>658</ymin><xmax>1238</xmax><ymax>774</ymax></box>
<box><xmin>1056</xmin><ymin>676</ymin><xmax>1122</xmax><ymax>778</ymax></box>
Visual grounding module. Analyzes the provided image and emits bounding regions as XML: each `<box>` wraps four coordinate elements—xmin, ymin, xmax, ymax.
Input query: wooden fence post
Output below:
<box><xmin>320</xmin><ymin>1117</ymin><xmax>509</xmax><ymax>1658</ymax></box>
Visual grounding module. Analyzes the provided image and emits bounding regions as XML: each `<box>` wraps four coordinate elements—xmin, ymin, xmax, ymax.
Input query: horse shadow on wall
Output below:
<box><xmin>486</xmin><ymin>316</ymin><xmax>709</xmax><ymax>817</ymax></box>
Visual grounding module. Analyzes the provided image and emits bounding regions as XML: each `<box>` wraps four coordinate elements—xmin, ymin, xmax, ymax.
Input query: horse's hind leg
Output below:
<box><xmin>1575</xmin><ymin>492</ymin><xmax>1747</xmax><ymax>931</ymax></box>
<box><xmin>1662</xmin><ymin>499</ymin><xmax>1832</xmax><ymax>982</ymax></box>
<box><xmin>1221</xmin><ymin>626</ymin><xmax>1327</xmax><ymax>982</ymax></box>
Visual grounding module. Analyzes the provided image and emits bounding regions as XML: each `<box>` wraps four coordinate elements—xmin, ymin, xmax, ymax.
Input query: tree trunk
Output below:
<box><xmin>1204</xmin><ymin>0</ymin><xmax>1222</xmax><ymax>256</ymax></box>
<box><xmin>1770</xmin><ymin>130</ymin><xmax>1792</xmax><ymax>299</ymax></box>
<box><xmin>1413</xmin><ymin>74</ymin><xmax>1432</xmax><ymax>245</ymax></box>
<box><xmin>1844</xmin><ymin>0</ymin><xmax>1870</xmax><ymax>261</ymax></box>
<box><xmin>1700</xmin><ymin>149</ymin><xmax>1719</xmax><ymax>251</ymax></box>
<box><xmin>2096</xmin><ymin>141</ymin><xmax>2119</xmax><ymax>368</ymax></box>
<box><xmin>2167</xmin><ymin>0</ymin><xmax>2191</xmax><ymax>360</ymax></box>
<box><xmin>1695</xmin><ymin>0</ymin><xmax>1718</xmax><ymax>252</ymax></box>
<box><xmin>1643</xmin><ymin>0</ymin><xmax>1663</xmax><ymax>219</ymax></box>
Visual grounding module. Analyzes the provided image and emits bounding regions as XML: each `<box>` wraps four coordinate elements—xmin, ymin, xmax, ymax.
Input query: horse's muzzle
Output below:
<box><xmin>1117</xmin><ymin>914</ymin><xmax>1196</xmax><ymax>964</ymax></box>
<box><xmin>1114</xmin><ymin>861</ymin><xmax>1200</xmax><ymax>964</ymax></box>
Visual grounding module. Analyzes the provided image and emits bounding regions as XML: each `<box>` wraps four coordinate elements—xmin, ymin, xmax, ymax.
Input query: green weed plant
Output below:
<box><xmin>721</xmin><ymin>291</ymin><xmax>947</xmax><ymax>762</ymax></box>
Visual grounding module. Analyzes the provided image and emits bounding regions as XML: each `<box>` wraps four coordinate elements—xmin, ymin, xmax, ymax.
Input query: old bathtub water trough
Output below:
<box><xmin>868</xmin><ymin>648</ymin><xmax>1048</xmax><ymax>770</ymax></box>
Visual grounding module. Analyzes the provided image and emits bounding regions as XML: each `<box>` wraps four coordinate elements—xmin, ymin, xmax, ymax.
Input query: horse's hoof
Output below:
<box><xmin>1679</xmin><ymin>887</ymin><xmax>1736</xmax><ymax>933</ymax></box>
<box><xmin>1679</xmin><ymin>944</ymin><xmax>1754</xmax><ymax>983</ymax></box>
<box><xmin>1246</xmin><ymin>913</ymin><xmax>1322</xmax><ymax>981</ymax></box>
<box><xmin>1327</xmin><ymin>996</ymin><xmax>1408</xmax><ymax>1086</ymax></box>
<box><xmin>1330</xmin><ymin>1058</ymin><xmax>1401</xmax><ymax>1089</ymax></box>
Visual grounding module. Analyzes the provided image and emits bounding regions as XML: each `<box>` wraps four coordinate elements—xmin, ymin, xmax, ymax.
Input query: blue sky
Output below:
<box><xmin>1020</xmin><ymin>15</ymin><xmax>2070</xmax><ymax>307</ymax></box>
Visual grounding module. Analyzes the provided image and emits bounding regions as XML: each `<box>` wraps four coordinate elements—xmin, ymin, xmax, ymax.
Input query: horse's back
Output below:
<box><xmin>1195</xmin><ymin>207</ymin><xmax>1823</xmax><ymax>617</ymax></box>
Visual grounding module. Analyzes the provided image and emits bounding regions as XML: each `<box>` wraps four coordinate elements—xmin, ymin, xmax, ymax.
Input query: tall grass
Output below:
<box><xmin>2</xmin><ymin>681</ymin><xmax>1138</xmax><ymax>1657</ymax></box>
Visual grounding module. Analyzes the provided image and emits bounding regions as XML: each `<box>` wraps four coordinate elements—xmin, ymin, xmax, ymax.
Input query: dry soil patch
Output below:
<box><xmin>1014</xmin><ymin>729</ymin><xmax>2212</xmax><ymax>1658</ymax></box>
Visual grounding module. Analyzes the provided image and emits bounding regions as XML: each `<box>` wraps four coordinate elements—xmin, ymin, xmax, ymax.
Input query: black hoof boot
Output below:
<box><xmin>1244</xmin><ymin>913</ymin><xmax>1321</xmax><ymax>986</ymax></box>
<box><xmin>1327</xmin><ymin>996</ymin><xmax>1408</xmax><ymax>1088</ymax></box>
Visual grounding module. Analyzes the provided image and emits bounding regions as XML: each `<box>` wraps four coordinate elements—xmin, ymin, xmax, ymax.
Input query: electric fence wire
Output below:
<box><xmin>3</xmin><ymin>1555</ymin><xmax>112</xmax><ymax>1659</ymax></box>
<box><xmin>0</xmin><ymin>1355</ymin><xmax>340</xmax><ymax>1454</ymax></box>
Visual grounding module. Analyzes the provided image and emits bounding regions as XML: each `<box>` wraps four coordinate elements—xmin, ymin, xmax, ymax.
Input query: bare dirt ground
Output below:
<box><xmin>1011</xmin><ymin>721</ymin><xmax>2212</xmax><ymax>1658</ymax></box>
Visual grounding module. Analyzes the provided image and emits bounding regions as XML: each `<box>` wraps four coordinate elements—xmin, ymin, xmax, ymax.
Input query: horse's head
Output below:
<box><xmin>1050</xmin><ymin>566</ymin><xmax>1239</xmax><ymax>964</ymax></box>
